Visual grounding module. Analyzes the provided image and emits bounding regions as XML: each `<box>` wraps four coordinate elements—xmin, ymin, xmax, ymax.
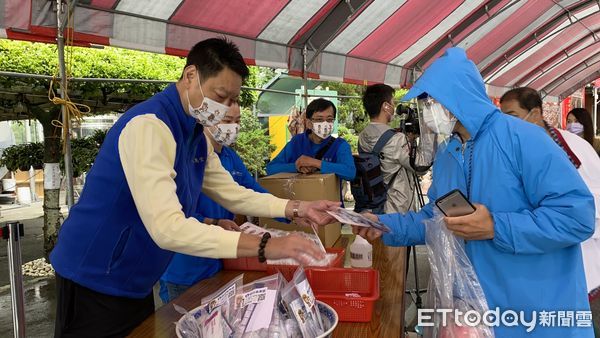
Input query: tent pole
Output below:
<box><xmin>594</xmin><ymin>85</ymin><xmax>598</xmax><ymax>135</ymax></box>
<box><xmin>56</xmin><ymin>0</ymin><xmax>75</xmax><ymax>208</ymax></box>
<box><xmin>302</xmin><ymin>45</ymin><xmax>309</xmax><ymax>109</ymax></box>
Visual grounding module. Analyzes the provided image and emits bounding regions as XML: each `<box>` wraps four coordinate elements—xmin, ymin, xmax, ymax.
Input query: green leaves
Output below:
<box><xmin>233</xmin><ymin>108</ymin><xmax>275</xmax><ymax>176</ymax></box>
<box><xmin>69</xmin><ymin>129</ymin><xmax>107</xmax><ymax>177</ymax></box>
<box><xmin>0</xmin><ymin>40</ymin><xmax>185</xmax><ymax>108</ymax></box>
<box><xmin>0</xmin><ymin>129</ymin><xmax>107</xmax><ymax>177</ymax></box>
<box><xmin>0</xmin><ymin>142</ymin><xmax>44</xmax><ymax>171</ymax></box>
<box><xmin>337</xmin><ymin>125</ymin><xmax>358</xmax><ymax>153</ymax></box>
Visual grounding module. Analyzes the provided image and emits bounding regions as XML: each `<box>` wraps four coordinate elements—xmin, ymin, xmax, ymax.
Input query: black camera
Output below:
<box><xmin>396</xmin><ymin>104</ymin><xmax>420</xmax><ymax>135</ymax></box>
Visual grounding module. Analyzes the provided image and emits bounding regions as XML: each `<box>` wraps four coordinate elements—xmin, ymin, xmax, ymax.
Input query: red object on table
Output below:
<box><xmin>222</xmin><ymin>247</ymin><xmax>345</xmax><ymax>281</ymax></box>
<box><xmin>306</xmin><ymin>267</ymin><xmax>380</xmax><ymax>323</ymax></box>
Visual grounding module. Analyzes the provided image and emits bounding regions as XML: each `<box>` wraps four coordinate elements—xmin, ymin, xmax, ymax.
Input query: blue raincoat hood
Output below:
<box><xmin>403</xmin><ymin>47</ymin><xmax>498</xmax><ymax>139</ymax></box>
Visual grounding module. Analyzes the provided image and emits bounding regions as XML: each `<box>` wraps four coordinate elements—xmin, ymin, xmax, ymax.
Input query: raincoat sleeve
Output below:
<box><xmin>320</xmin><ymin>140</ymin><xmax>356</xmax><ymax>181</ymax></box>
<box><xmin>266</xmin><ymin>142</ymin><xmax>298</xmax><ymax>175</ymax></box>
<box><xmin>378</xmin><ymin>183</ymin><xmax>437</xmax><ymax>246</ymax></box>
<box><xmin>491</xmin><ymin>130</ymin><xmax>595</xmax><ymax>254</ymax></box>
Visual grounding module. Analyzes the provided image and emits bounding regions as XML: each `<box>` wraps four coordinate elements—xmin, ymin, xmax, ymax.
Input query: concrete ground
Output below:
<box><xmin>1</xmin><ymin>202</ymin><xmax>599</xmax><ymax>337</ymax></box>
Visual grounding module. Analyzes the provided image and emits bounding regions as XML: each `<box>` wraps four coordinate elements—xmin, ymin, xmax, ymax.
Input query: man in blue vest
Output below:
<box><xmin>159</xmin><ymin>102</ymin><xmax>268</xmax><ymax>303</ymax></box>
<box><xmin>266</xmin><ymin>98</ymin><xmax>356</xmax><ymax>181</ymax></box>
<box><xmin>50</xmin><ymin>38</ymin><xmax>338</xmax><ymax>337</ymax></box>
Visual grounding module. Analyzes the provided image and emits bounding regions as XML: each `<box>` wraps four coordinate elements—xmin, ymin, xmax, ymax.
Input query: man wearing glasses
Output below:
<box><xmin>266</xmin><ymin>98</ymin><xmax>355</xmax><ymax>181</ymax></box>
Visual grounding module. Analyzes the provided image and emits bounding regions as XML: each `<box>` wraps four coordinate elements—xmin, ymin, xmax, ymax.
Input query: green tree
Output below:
<box><xmin>337</xmin><ymin>125</ymin><xmax>358</xmax><ymax>153</ymax></box>
<box><xmin>234</xmin><ymin>108</ymin><xmax>275</xmax><ymax>176</ymax></box>
<box><xmin>322</xmin><ymin>82</ymin><xmax>366</xmax><ymax>133</ymax></box>
<box><xmin>240</xmin><ymin>66</ymin><xmax>276</xmax><ymax>108</ymax></box>
<box><xmin>0</xmin><ymin>40</ymin><xmax>188</xmax><ymax>259</ymax></box>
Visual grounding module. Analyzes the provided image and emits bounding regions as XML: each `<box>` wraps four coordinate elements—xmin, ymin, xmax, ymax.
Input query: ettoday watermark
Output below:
<box><xmin>418</xmin><ymin>308</ymin><xmax>593</xmax><ymax>332</ymax></box>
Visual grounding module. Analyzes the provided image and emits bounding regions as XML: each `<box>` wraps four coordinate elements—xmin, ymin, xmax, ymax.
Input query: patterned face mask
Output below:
<box><xmin>187</xmin><ymin>70</ymin><xmax>230</xmax><ymax>126</ymax></box>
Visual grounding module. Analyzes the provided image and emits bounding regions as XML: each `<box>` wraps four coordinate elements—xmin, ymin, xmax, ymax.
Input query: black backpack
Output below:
<box><xmin>351</xmin><ymin>129</ymin><xmax>397</xmax><ymax>213</ymax></box>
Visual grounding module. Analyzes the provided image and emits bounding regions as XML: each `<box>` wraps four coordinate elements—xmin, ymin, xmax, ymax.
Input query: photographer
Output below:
<box><xmin>358</xmin><ymin>84</ymin><xmax>432</xmax><ymax>214</ymax></box>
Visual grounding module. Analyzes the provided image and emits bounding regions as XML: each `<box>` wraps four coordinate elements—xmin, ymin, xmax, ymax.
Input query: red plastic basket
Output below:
<box><xmin>305</xmin><ymin>268</ymin><xmax>379</xmax><ymax>322</ymax></box>
<box><xmin>266</xmin><ymin>247</ymin><xmax>345</xmax><ymax>281</ymax></box>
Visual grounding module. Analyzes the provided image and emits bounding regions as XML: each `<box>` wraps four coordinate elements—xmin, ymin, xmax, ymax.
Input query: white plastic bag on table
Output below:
<box><xmin>423</xmin><ymin>210</ymin><xmax>494</xmax><ymax>338</ymax></box>
<box><xmin>234</xmin><ymin>273</ymin><xmax>286</xmax><ymax>338</ymax></box>
<box><xmin>292</xmin><ymin>267</ymin><xmax>324</xmax><ymax>332</ymax></box>
<box><xmin>201</xmin><ymin>274</ymin><xmax>244</xmax><ymax>335</ymax></box>
<box><xmin>174</xmin><ymin>303</ymin><xmax>203</xmax><ymax>338</ymax></box>
<box><xmin>281</xmin><ymin>271</ymin><xmax>324</xmax><ymax>338</ymax></box>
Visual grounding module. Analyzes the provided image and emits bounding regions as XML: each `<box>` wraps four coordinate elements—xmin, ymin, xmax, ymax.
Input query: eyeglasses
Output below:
<box><xmin>310</xmin><ymin>118</ymin><xmax>335</xmax><ymax>123</ymax></box>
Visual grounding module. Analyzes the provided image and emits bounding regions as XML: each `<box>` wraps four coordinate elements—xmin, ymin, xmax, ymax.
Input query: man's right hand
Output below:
<box><xmin>217</xmin><ymin>219</ymin><xmax>241</xmax><ymax>231</ymax></box>
<box><xmin>265</xmin><ymin>233</ymin><xmax>325</xmax><ymax>265</ymax></box>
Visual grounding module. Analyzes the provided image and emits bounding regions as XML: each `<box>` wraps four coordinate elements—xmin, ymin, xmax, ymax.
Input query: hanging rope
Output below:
<box><xmin>49</xmin><ymin>0</ymin><xmax>91</xmax><ymax>152</ymax></box>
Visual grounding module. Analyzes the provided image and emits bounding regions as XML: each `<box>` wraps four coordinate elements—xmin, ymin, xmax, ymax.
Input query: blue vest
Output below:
<box><xmin>50</xmin><ymin>84</ymin><xmax>207</xmax><ymax>298</ymax></box>
<box><xmin>160</xmin><ymin>147</ymin><xmax>263</xmax><ymax>286</ymax></box>
<box><xmin>290</xmin><ymin>131</ymin><xmax>343</xmax><ymax>162</ymax></box>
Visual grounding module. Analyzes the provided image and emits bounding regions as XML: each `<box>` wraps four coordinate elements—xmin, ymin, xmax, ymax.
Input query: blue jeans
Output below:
<box><xmin>159</xmin><ymin>280</ymin><xmax>190</xmax><ymax>304</ymax></box>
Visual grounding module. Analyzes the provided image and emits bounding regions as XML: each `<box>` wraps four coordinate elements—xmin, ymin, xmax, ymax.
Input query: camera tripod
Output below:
<box><xmin>404</xmin><ymin>172</ymin><xmax>428</xmax><ymax>330</ymax></box>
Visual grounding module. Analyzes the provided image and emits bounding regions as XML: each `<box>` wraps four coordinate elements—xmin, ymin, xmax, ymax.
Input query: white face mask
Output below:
<box><xmin>567</xmin><ymin>122</ymin><xmax>584</xmax><ymax>135</ymax></box>
<box><xmin>383</xmin><ymin>102</ymin><xmax>395</xmax><ymax>124</ymax></box>
<box><xmin>209</xmin><ymin>123</ymin><xmax>239</xmax><ymax>146</ymax></box>
<box><xmin>186</xmin><ymin>71</ymin><xmax>230</xmax><ymax>127</ymax></box>
<box><xmin>312</xmin><ymin>121</ymin><xmax>334</xmax><ymax>139</ymax></box>
<box><xmin>420</xmin><ymin>98</ymin><xmax>457</xmax><ymax>135</ymax></box>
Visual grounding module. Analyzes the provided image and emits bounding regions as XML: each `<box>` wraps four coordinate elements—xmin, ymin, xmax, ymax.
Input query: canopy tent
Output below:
<box><xmin>1</xmin><ymin>0</ymin><xmax>598</xmax><ymax>100</ymax></box>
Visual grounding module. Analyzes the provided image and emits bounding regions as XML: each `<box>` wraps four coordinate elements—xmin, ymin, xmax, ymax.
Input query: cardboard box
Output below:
<box><xmin>258</xmin><ymin>173</ymin><xmax>341</xmax><ymax>247</ymax></box>
<box><xmin>258</xmin><ymin>173</ymin><xmax>340</xmax><ymax>201</ymax></box>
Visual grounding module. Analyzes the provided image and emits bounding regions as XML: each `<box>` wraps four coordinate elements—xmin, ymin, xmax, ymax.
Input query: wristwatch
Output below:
<box><xmin>292</xmin><ymin>200</ymin><xmax>300</xmax><ymax>219</ymax></box>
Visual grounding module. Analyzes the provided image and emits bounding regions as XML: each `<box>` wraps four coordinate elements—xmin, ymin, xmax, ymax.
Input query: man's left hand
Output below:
<box><xmin>296</xmin><ymin>155</ymin><xmax>322</xmax><ymax>171</ymax></box>
<box><xmin>444</xmin><ymin>204</ymin><xmax>494</xmax><ymax>240</ymax></box>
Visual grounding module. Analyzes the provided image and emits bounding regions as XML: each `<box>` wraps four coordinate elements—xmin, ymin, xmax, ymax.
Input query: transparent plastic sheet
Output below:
<box><xmin>281</xmin><ymin>270</ymin><xmax>324</xmax><ymax>338</ymax></box>
<box><xmin>234</xmin><ymin>273</ymin><xmax>285</xmax><ymax>338</ymax></box>
<box><xmin>292</xmin><ymin>267</ymin><xmax>324</xmax><ymax>332</ymax></box>
<box><xmin>240</xmin><ymin>223</ymin><xmax>336</xmax><ymax>267</ymax></box>
<box><xmin>173</xmin><ymin>303</ymin><xmax>203</xmax><ymax>338</ymax></box>
<box><xmin>201</xmin><ymin>274</ymin><xmax>244</xmax><ymax>335</ymax></box>
<box><xmin>422</xmin><ymin>211</ymin><xmax>495</xmax><ymax>338</ymax></box>
<box><xmin>283</xmin><ymin>175</ymin><xmax>297</xmax><ymax>199</ymax></box>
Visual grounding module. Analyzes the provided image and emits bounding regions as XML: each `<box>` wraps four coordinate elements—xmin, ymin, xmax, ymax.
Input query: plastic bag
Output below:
<box><xmin>234</xmin><ymin>273</ymin><xmax>285</xmax><ymax>338</ymax></box>
<box><xmin>240</xmin><ymin>223</ymin><xmax>335</xmax><ymax>267</ymax></box>
<box><xmin>423</xmin><ymin>210</ymin><xmax>494</xmax><ymax>338</ymax></box>
<box><xmin>292</xmin><ymin>267</ymin><xmax>324</xmax><ymax>332</ymax></box>
<box><xmin>281</xmin><ymin>269</ymin><xmax>324</xmax><ymax>338</ymax></box>
<box><xmin>174</xmin><ymin>303</ymin><xmax>203</xmax><ymax>338</ymax></box>
<box><xmin>201</xmin><ymin>274</ymin><xmax>244</xmax><ymax>335</ymax></box>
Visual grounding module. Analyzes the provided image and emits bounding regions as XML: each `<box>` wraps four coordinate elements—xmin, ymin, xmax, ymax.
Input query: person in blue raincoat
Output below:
<box><xmin>266</xmin><ymin>98</ymin><xmax>355</xmax><ymax>182</ymax></box>
<box><xmin>355</xmin><ymin>48</ymin><xmax>595</xmax><ymax>337</ymax></box>
<box><xmin>159</xmin><ymin>103</ymin><xmax>268</xmax><ymax>303</ymax></box>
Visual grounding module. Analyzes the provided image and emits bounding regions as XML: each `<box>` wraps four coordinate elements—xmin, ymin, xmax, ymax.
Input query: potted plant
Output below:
<box><xmin>0</xmin><ymin>145</ymin><xmax>20</xmax><ymax>172</ymax></box>
<box><xmin>31</xmin><ymin>143</ymin><xmax>44</xmax><ymax>170</ymax></box>
<box><xmin>13</xmin><ymin>144</ymin><xmax>32</xmax><ymax>171</ymax></box>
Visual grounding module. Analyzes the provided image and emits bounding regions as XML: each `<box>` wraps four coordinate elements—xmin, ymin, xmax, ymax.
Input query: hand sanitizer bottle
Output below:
<box><xmin>350</xmin><ymin>235</ymin><xmax>372</xmax><ymax>268</ymax></box>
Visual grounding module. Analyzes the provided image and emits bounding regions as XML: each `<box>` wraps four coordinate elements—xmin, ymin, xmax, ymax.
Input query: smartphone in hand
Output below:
<box><xmin>435</xmin><ymin>189</ymin><xmax>476</xmax><ymax>217</ymax></box>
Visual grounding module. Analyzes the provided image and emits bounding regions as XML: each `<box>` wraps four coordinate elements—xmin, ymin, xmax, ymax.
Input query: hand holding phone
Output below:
<box><xmin>435</xmin><ymin>189</ymin><xmax>476</xmax><ymax>217</ymax></box>
<box><xmin>436</xmin><ymin>190</ymin><xmax>495</xmax><ymax>240</ymax></box>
